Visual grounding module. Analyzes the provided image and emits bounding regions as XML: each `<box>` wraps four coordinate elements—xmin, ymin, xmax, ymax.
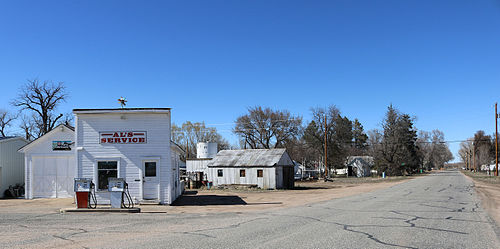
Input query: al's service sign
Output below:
<box><xmin>99</xmin><ymin>131</ymin><xmax>147</xmax><ymax>144</ymax></box>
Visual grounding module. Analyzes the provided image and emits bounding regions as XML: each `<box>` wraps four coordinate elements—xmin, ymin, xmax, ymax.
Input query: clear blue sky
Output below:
<box><xmin>1</xmin><ymin>0</ymin><xmax>499</xmax><ymax>161</ymax></box>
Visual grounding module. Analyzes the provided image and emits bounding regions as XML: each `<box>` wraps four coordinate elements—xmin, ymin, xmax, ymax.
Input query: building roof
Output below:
<box><xmin>208</xmin><ymin>148</ymin><xmax>292</xmax><ymax>167</ymax></box>
<box><xmin>18</xmin><ymin>124</ymin><xmax>74</xmax><ymax>152</ymax></box>
<box><xmin>73</xmin><ymin>108</ymin><xmax>171</xmax><ymax>114</ymax></box>
<box><xmin>0</xmin><ymin>136</ymin><xmax>29</xmax><ymax>144</ymax></box>
<box><xmin>346</xmin><ymin>156</ymin><xmax>374</xmax><ymax>166</ymax></box>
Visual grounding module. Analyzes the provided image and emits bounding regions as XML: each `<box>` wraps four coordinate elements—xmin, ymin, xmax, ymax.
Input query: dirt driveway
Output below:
<box><xmin>0</xmin><ymin>176</ymin><xmax>412</xmax><ymax>215</ymax></box>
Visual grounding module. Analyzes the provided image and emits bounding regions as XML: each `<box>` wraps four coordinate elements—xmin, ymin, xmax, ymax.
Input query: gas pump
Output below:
<box><xmin>74</xmin><ymin>178</ymin><xmax>97</xmax><ymax>209</ymax></box>
<box><xmin>108</xmin><ymin>178</ymin><xmax>133</xmax><ymax>209</ymax></box>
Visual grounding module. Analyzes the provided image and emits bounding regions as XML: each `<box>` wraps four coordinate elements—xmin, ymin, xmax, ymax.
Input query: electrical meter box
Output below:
<box><xmin>108</xmin><ymin>178</ymin><xmax>125</xmax><ymax>192</ymax></box>
<box><xmin>74</xmin><ymin>178</ymin><xmax>92</xmax><ymax>192</ymax></box>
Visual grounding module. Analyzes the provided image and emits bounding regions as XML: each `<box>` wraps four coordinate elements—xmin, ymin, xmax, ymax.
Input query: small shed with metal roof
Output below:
<box><xmin>207</xmin><ymin>148</ymin><xmax>294</xmax><ymax>189</ymax></box>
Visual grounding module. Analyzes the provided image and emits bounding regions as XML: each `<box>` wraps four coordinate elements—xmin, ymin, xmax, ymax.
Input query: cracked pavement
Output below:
<box><xmin>1</xmin><ymin>169</ymin><xmax>499</xmax><ymax>248</ymax></box>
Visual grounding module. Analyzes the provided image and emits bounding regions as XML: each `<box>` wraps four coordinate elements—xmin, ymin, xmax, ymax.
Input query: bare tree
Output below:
<box><xmin>172</xmin><ymin>121</ymin><xmax>230</xmax><ymax>159</ymax></box>
<box><xmin>11</xmin><ymin>79</ymin><xmax>67</xmax><ymax>138</ymax></box>
<box><xmin>234</xmin><ymin>106</ymin><xmax>302</xmax><ymax>149</ymax></box>
<box><xmin>0</xmin><ymin>109</ymin><xmax>17</xmax><ymax>137</ymax></box>
<box><xmin>458</xmin><ymin>139</ymin><xmax>473</xmax><ymax>166</ymax></box>
<box><xmin>19</xmin><ymin>114</ymin><xmax>38</xmax><ymax>141</ymax></box>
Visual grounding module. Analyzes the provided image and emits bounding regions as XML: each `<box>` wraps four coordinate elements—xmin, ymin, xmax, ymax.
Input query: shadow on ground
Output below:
<box><xmin>172</xmin><ymin>195</ymin><xmax>248</xmax><ymax>206</ymax></box>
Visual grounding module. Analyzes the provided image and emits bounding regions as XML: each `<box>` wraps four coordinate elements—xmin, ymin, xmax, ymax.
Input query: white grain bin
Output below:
<box><xmin>196</xmin><ymin>142</ymin><xmax>217</xmax><ymax>159</ymax></box>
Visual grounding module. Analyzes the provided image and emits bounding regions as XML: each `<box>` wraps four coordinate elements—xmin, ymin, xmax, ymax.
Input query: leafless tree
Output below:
<box><xmin>234</xmin><ymin>106</ymin><xmax>302</xmax><ymax>149</ymax></box>
<box><xmin>11</xmin><ymin>79</ymin><xmax>67</xmax><ymax>138</ymax></box>
<box><xmin>172</xmin><ymin>121</ymin><xmax>230</xmax><ymax>159</ymax></box>
<box><xmin>458</xmin><ymin>139</ymin><xmax>473</xmax><ymax>165</ymax></box>
<box><xmin>18</xmin><ymin>114</ymin><xmax>38</xmax><ymax>141</ymax></box>
<box><xmin>0</xmin><ymin>109</ymin><xmax>17</xmax><ymax>137</ymax></box>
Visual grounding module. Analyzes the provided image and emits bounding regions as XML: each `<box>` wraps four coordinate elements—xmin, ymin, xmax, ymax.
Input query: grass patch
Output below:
<box><xmin>461</xmin><ymin>170</ymin><xmax>500</xmax><ymax>185</ymax></box>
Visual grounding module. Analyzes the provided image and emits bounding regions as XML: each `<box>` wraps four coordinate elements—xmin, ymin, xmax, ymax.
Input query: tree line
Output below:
<box><xmin>233</xmin><ymin>105</ymin><xmax>453</xmax><ymax>176</ymax></box>
<box><xmin>458</xmin><ymin>130</ymin><xmax>498</xmax><ymax>170</ymax></box>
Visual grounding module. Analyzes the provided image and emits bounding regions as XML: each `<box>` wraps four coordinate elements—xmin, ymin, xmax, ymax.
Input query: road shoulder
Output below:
<box><xmin>462</xmin><ymin>171</ymin><xmax>500</xmax><ymax>226</ymax></box>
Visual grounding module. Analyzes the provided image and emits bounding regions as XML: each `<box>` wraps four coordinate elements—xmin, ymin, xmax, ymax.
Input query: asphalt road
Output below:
<box><xmin>2</xmin><ymin>169</ymin><xmax>499</xmax><ymax>248</ymax></box>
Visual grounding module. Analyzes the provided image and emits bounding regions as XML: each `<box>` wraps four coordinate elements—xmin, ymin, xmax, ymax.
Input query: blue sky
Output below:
<box><xmin>1</xmin><ymin>0</ymin><xmax>499</xmax><ymax>161</ymax></box>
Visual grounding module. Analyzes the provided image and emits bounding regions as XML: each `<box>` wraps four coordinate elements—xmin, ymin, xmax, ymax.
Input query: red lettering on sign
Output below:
<box><xmin>128</xmin><ymin>132</ymin><xmax>133</xmax><ymax>137</ymax></box>
<box><xmin>139</xmin><ymin>138</ymin><xmax>145</xmax><ymax>143</ymax></box>
<box><xmin>132</xmin><ymin>138</ymin><xmax>138</xmax><ymax>142</ymax></box>
<box><xmin>107</xmin><ymin>138</ymin><xmax>113</xmax><ymax>143</ymax></box>
<box><xmin>101</xmin><ymin>138</ymin><xmax>107</xmax><ymax>143</ymax></box>
<box><xmin>114</xmin><ymin>138</ymin><xmax>120</xmax><ymax>143</ymax></box>
<box><xmin>113</xmin><ymin>132</ymin><xmax>119</xmax><ymax>137</ymax></box>
<box><xmin>121</xmin><ymin>138</ymin><xmax>127</xmax><ymax>143</ymax></box>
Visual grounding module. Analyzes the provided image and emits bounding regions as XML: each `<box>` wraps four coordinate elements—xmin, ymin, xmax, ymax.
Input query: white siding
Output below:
<box><xmin>186</xmin><ymin>159</ymin><xmax>211</xmax><ymax>174</ymax></box>
<box><xmin>22</xmin><ymin>127</ymin><xmax>75</xmax><ymax>199</ymax></box>
<box><xmin>75</xmin><ymin>112</ymin><xmax>176</xmax><ymax>204</ymax></box>
<box><xmin>208</xmin><ymin>167</ymin><xmax>277</xmax><ymax>189</ymax></box>
<box><xmin>0</xmin><ymin>138</ymin><xmax>28</xmax><ymax>196</ymax></box>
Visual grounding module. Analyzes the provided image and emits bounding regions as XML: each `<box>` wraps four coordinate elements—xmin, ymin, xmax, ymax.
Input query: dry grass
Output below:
<box><xmin>461</xmin><ymin>170</ymin><xmax>500</xmax><ymax>185</ymax></box>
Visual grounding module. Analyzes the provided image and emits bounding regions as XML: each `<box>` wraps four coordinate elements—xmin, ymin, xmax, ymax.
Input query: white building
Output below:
<box><xmin>345</xmin><ymin>156</ymin><xmax>373</xmax><ymax>177</ymax></box>
<box><xmin>186</xmin><ymin>142</ymin><xmax>217</xmax><ymax>176</ymax></box>
<box><xmin>0</xmin><ymin>137</ymin><xmax>28</xmax><ymax>197</ymax></box>
<box><xmin>207</xmin><ymin>148</ymin><xmax>294</xmax><ymax>189</ymax></box>
<box><xmin>73</xmin><ymin>108</ymin><xmax>181</xmax><ymax>205</ymax></box>
<box><xmin>18</xmin><ymin>124</ymin><xmax>75</xmax><ymax>199</ymax></box>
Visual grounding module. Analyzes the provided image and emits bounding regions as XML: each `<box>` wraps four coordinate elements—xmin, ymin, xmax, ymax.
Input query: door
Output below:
<box><xmin>142</xmin><ymin>160</ymin><xmax>159</xmax><ymax>200</ymax></box>
<box><xmin>33</xmin><ymin>156</ymin><xmax>75</xmax><ymax>198</ymax></box>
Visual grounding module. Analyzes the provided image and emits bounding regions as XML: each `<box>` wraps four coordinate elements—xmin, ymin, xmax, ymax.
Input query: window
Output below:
<box><xmin>97</xmin><ymin>161</ymin><xmax>118</xmax><ymax>190</ymax></box>
<box><xmin>217</xmin><ymin>169</ymin><xmax>223</xmax><ymax>177</ymax></box>
<box><xmin>240</xmin><ymin>169</ymin><xmax>246</xmax><ymax>177</ymax></box>
<box><xmin>257</xmin><ymin>169</ymin><xmax>263</xmax><ymax>178</ymax></box>
<box><xmin>145</xmin><ymin>162</ymin><xmax>157</xmax><ymax>177</ymax></box>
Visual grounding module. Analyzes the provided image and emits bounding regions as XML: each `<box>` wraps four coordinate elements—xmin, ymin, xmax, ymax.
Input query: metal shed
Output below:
<box><xmin>18</xmin><ymin>124</ymin><xmax>75</xmax><ymax>199</ymax></box>
<box><xmin>207</xmin><ymin>148</ymin><xmax>294</xmax><ymax>189</ymax></box>
<box><xmin>0</xmin><ymin>136</ymin><xmax>29</xmax><ymax>197</ymax></box>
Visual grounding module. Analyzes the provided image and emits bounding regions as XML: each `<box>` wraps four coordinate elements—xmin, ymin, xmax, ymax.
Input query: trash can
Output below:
<box><xmin>207</xmin><ymin>181</ymin><xmax>212</xmax><ymax>190</ymax></box>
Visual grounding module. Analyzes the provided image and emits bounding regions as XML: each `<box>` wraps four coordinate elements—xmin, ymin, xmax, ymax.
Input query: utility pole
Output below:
<box><xmin>495</xmin><ymin>102</ymin><xmax>498</xmax><ymax>176</ymax></box>
<box><xmin>324</xmin><ymin>113</ymin><xmax>328</xmax><ymax>179</ymax></box>
<box><xmin>473</xmin><ymin>142</ymin><xmax>476</xmax><ymax>172</ymax></box>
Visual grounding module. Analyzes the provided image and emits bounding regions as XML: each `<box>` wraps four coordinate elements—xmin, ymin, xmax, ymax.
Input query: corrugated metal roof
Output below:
<box><xmin>208</xmin><ymin>148</ymin><xmax>289</xmax><ymax>167</ymax></box>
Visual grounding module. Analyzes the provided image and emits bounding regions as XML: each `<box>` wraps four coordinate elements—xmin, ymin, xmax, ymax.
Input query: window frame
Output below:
<box><xmin>144</xmin><ymin>161</ymin><xmax>158</xmax><ymax>177</ymax></box>
<box><xmin>217</xmin><ymin>169</ymin><xmax>223</xmax><ymax>177</ymax></box>
<box><xmin>240</xmin><ymin>169</ymin><xmax>246</xmax><ymax>177</ymax></box>
<box><xmin>257</xmin><ymin>169</ymin><xmax>263</xmax><ymax>178</ymax></box>
<box><xmin>95</xmin><ymin>159</ymin><xmax>120</xmax><ymax>191</ymax></box>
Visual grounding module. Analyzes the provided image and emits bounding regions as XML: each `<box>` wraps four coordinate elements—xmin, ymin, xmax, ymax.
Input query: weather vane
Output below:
<box><xmin>118</xmin><ymin>97</ymin><xmax>127</xmax><ymax>108</ymax></box>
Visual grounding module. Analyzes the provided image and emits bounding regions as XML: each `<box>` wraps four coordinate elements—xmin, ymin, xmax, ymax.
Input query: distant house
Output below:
<box><xmin>207</xmin><ymin>148</ymin><xmax>294</xmax><ymax>189</ymax></box>
<box><xmin>346</xmin><ymin>156</ymin><xmax>373</xmax><ymax>177</ymax></box>
<box><xmin>0</xmin><ymin>136</ymin><xmax>29</xmax><ymax>197</ymax></box>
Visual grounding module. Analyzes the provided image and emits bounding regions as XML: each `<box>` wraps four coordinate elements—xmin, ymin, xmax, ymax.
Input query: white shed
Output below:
<box><xmin>0</xmin><ymin>137</ymin><xmax>28</xmax><ymax>197</ymax></box>
<box><xmin>207</xmin><ymin>149</ymin><xmax>295</xmax><ymax>189</ymax></box>
<box><xmin>346</xmin><ymin>156</ymin><xmax>373</xmax><ymax>177</ymax></box>
<box><xmin>73</xmin><ymin>108</ymin><xmax>181</xmax><ymax>205</ymax></box>
<box><xmin>18</xmin><ymin>124</ymin><xmax>75</xmax><ymax>199</ymax></box>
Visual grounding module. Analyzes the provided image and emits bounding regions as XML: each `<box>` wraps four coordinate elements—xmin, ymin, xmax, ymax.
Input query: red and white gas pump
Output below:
<box><xmin>74</xmin><ymin>178</ymin><xmax>97</xmax><ymax>208</ymax></box>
